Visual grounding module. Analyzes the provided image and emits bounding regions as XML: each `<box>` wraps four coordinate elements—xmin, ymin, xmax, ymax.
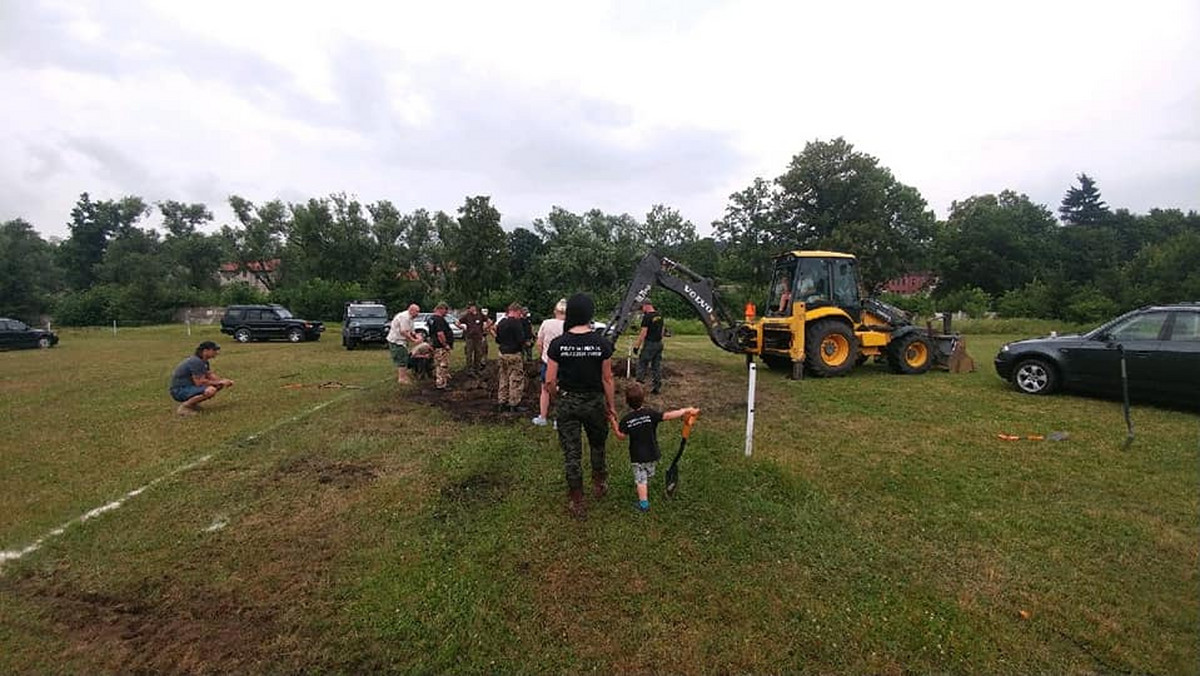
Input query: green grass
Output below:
<box><xmin>1</xmin><ymin>329</ymin><xmax>1196</xmax><ymax>673</ymax></box>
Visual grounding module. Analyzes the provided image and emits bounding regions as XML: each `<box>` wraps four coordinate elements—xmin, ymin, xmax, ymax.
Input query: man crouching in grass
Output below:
<box><xmin>169</xmin><ymin>340</ymin><xmax>234</xmax><ymax>416</ymax></box>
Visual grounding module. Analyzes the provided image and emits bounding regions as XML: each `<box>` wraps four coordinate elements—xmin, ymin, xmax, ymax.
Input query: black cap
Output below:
<box><xmin>564</xmin><ymin>293</ymin><xmax>594</xmax><ymax>330</ymax></box>
<box><xmin>197</xmin><ymin>340</ymin><xmax>221</xmax><ymax>351</ymax></box>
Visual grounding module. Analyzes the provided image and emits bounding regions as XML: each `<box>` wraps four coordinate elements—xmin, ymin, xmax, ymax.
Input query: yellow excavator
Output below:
<box><xmin>601</xmin><ymin>250</ymin><xmax>974</xmax><ymax>379</ymax></box>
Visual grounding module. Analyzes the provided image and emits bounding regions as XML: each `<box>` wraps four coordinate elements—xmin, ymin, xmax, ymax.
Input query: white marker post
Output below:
<box><xmin>744</xmin><ymin>358</ymin><xmax>757</xmax><ymax>457</ymax></box>
<box><xmin>112</xmin><ymin>320</ymin><xmax>117</xmax><ymax>336</ymax></box>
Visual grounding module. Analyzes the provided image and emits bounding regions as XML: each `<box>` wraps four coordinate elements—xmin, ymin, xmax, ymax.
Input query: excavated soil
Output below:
<box><xmin>414</xmin><ymin>356</ymin><xmax>747</xmax><ymax>423</ymax></box>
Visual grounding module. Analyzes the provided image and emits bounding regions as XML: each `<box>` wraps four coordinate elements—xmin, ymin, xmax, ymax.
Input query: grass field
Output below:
<box><xmin>2</xmin><ymin>326</ymin><xmax>1197</xmax><ymax>673</ymax></box>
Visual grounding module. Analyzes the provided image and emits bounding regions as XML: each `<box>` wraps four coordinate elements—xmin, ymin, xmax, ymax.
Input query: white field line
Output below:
<box><xmin>1</xmin><ymin>386</ymin><xmax>372</xmax><ymax>570</ymax></box>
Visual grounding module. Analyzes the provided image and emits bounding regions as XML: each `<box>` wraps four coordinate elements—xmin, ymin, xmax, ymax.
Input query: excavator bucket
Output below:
<box><xmin>930</xmin><ymin>334</ymin><xmax>975</xmax><ymax>373</ymax></box>
<box><xmin>946</xmin><ymin>337</ymin><xmax>976</xmax><ymax>373</ymax></box>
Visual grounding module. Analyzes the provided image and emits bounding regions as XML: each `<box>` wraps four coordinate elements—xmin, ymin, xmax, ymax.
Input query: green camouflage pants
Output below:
<box><xmin>497</xmin><ymin>353</ymin><xmax>524</xmax><ymax>406</ymax></box>
<box><xmin>434</xmin><ymin>347</ymin><xmax>451</xmax><ymax>388</ymax></box>
<box><xmin>556</xmin><ymin>391</ymin><xmax>608</xmax><ymax>490</ymax></box>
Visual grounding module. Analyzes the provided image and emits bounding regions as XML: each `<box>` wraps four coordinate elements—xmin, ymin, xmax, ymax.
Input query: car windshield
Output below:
<box><xmin>274</xmin><ymin>308</ymin><xmax>294</xmax><ymax>319</ymax></box>
<box><xmin>348</xmin><ymin>305</ymin><xmax>387</xmax><ymax>318</ymax></box>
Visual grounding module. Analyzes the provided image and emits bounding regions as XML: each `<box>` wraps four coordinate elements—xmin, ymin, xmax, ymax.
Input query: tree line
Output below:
<box><xmin>2</xmin><ymin>138</ymin><xmax>1196</xmax><ymax>326</ymax></box>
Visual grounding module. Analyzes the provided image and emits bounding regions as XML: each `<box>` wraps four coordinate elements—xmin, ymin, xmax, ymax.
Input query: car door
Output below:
<box><xmin>0</xmin><ymin>320</ymin><xmax>14</xmax><ymax>349</ymax></box>
<box><xmin>1064</xmin><ymin>311</ymin><xmax>1170</xmax><ymax>400</ymax></box>
<box><xmin>1159</xmin><ymin>310</ymin><xmax>1200</xmax><ymax>408</ymax></box>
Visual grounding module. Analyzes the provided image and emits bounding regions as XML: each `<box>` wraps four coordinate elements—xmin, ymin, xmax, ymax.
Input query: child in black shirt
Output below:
<box><xmin>615</xmin><ymin>382</ymin><xmax>699</xmax><ymax>512</ymax></box>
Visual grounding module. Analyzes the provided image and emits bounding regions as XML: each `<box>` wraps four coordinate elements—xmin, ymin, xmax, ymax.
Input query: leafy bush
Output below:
<box><xmin>271</xmin><ymin>278</ymin><xmax>366</xmax><ymax>321</ymax></box>
<box><xmin>664</xmin><ymin>318</ymin><xmax>709</xmax><ymax>335</ymax></box>
<box><xmin>220</xmin><ymin>282</ymin><xmax>269</xmax><ymax>306</ymax></box>
<box><xmin>1061</xmin><ymin>286</ymin><xmax>1120</xmax><ymax>324</ymax></box>
<box><xmin>936</xmin><ymin>286</ymin><xmax>992</xmax><ymax>318</ymax></box>
<box><xmin>876</xmin><ymin>291</ymin><xmax>935</xmax><ymax>317</ymax></box>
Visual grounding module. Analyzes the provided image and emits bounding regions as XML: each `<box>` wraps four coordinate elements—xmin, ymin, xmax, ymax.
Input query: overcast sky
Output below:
<box><xmin>2</xmin><ymin>0</ymin><xmax>1197</xmax><ymax>240</ymax></box>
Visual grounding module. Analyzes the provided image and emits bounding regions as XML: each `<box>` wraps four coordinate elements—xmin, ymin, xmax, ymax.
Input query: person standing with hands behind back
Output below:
<box><xmin>546</xmin><ymin>293</ymin><xmax>617</xmax><ymax>520</ymax></box>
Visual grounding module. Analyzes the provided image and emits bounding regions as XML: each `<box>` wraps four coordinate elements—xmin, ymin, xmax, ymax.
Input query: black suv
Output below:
<box><xmin>220</xmin><ymin>304</ymin><xmax>324</xmax><ymax>343</ymax></box>
<box><xmin>995</xmin><ymin>303</ymin><xmax>1200</xmax><ymax>408</ymax></box>
<box><xmin>342</xmin><ymin>300</ymin><xmax>390</xmax><ymax>350</ymax></box>
<box><xmin>0</xmin><ymin>318</ymin><xmax>59</xmax><ymax>350</ymax></box>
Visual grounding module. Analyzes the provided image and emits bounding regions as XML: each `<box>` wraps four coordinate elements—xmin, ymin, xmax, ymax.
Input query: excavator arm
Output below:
<box><xmin>601</xmin><ymin>253</ymin><xmax>743</xmax><ymax>353</ymax></box>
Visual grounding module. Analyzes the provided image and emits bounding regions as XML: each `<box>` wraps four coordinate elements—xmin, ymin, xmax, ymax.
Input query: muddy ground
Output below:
<box><xmin>415</xmin><ymin>356</ymin><xmax>747</xmax><ymax>424</ymax></box>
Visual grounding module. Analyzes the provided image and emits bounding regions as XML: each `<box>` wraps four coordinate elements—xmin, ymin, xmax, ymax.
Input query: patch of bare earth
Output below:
<box><xmin>414</xmin><ymin>357</ymin><xmax>748</xmax><ymax>423</ymax></box>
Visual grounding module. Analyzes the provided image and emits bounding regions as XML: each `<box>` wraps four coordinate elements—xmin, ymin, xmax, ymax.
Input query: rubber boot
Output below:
<box><xmin>567</xmin><ymin>488</ymin><xmax>586</xmax><ymax>520</ymax></box>
<box><xmin>592</xmin><ymin>470</ymin><xmax>608</xmax><ymax>500</ymax></box>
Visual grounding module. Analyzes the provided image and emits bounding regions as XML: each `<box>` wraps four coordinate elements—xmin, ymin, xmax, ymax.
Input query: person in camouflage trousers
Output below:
<box><xmin>427</xmin><ymin>302</ymin><xmax>456</xmax><ymax>390</ymax></box>
<box><xmin>545</xmin><ymin>293</ymin><xmax>617</xmax><ymax>520</ymax></box>
<box><xmin>494</xmin><ymin>303</ymin><xmax>527</xmax><ymax>412</ymax></box>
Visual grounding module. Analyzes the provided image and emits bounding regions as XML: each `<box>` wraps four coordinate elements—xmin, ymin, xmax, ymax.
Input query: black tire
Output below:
<box><xmin>234</xmin><ymin>328</ymin><xmax>252</xmax><ymax>343</ymax></box>
<box><xmin>344</xmin><ymin>338</ymin><xmax>357</xmax><ymax>351</ymax></box>
<box><xmin>287</xmin><ymin>328</ymin><xmax>305</xmax><ymax>343</ymax></box>
<box><xmin>886</xmin><ymin>333</ymin><xmax>933</xmax><ymax>375</ymax></box>
<box><xmin>1011</xmin><ymin>358</ymin><xmax>1058</xmax><ymax>395</ymax></box>
<box><xmin>804</xmin><ymin>319</ymin><xmax>858</xmax><ymax>377</ymax></box>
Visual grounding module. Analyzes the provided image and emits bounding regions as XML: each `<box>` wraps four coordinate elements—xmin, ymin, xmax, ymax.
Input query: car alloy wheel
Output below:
<box><xmin>234</xmin><ymin>328</ymin><xmax>252</xmax><ymax>343</ymax></box>
<box><xmin>1014</xmin><ymin>360</ymin><xmax>1054</xmax><ymax>394</ymax></box>
<box><xmin>288</xmin><ymin>328</ymin><xmax>304</xmax><ymax>343</ymax></box>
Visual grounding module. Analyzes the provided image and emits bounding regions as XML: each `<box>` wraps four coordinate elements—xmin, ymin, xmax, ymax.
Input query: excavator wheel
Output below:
<box><xmin>886</xmin><ymin>332</ymin><xmax>933</xmax><ymax>375</ymax></box>
<box><xmin>804</xmin><ymin>319</ymin><xmax>858</xmax><ymax>377</ymax></box>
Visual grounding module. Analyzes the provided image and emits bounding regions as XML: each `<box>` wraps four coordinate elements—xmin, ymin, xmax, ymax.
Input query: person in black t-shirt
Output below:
<box><xmin>633</xmin><ymin>300</ymin><xmax>665</xmax><ymax>394</ymax></box>
<box><xmin>616</xmin><ymin>382</ymin><xmax>698</xmax><ymax>512</ymax></box>
<box><xmin>428</xmin><ymin>302</ymin><xmax>455</xmax><ymax>390</ymax></box>
<box><xmin>546</xmin><ymin>293</ymin><xmax>616</xmax><ymax>520</ymax></box>
<box><xmin>495</xmin><ymin>302</ymin><xmax>528</xmax><ymax>412</ymax></box>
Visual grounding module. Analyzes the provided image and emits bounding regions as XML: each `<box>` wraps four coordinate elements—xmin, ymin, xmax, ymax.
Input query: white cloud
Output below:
<box><xmin>2</xmin><ymin>0</ymin><xmax>1197</xmax><ymax>239</ymax></box>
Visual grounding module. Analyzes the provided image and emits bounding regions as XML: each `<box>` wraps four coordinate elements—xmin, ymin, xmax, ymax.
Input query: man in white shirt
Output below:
<box><xmin>387</xmin><ymin>303</ymin><xmax>420</xmax><ymax>383</ymax></box>
<box><xmin>531</xmin><ymin>298</ymin><xmax>567</xmax><ymax>426</ymax></box>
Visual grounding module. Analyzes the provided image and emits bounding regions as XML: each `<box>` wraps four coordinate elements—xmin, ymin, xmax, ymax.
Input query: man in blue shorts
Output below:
<box><xmin>169</xmin><ymin>340</ymin><xmax>235</xmax><ymax>416</ymax></box>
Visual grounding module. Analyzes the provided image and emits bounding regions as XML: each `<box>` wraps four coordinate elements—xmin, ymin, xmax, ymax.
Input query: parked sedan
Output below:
<box><xmin>994</xmin><ymin>303</ymin><xmax>1200</xmax><ymax>409</ymax></box>
<box><xmin>0</xmin><ymin>318</ymin><xmax>59</xmax><ymax>350</ymax></box>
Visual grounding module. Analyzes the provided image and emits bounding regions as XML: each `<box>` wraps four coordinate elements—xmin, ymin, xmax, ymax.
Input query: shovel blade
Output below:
<box><xmin>664</xmin><ymin>464</ymin><xmax>679</xmax><ymax>497</ymax></box>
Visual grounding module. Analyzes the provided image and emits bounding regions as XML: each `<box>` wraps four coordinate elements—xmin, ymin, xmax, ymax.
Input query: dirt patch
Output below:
<box><xmin>274</xmin><ymin>455</ymin><xmax>378</xmax><ymax>489</ymax></box>
<box><xmin>7</xmin><ymin>572</ymin><xmax>282</xmax><ymax>674</ymax></box>
<box><xmin>415</xmin><ymin>357</ymin><xmax>748</xmax><ymax>423</ymax></box>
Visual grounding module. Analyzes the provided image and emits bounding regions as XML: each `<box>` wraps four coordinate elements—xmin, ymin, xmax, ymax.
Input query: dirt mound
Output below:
<box><xmin>413</xmin><ymin>357</ymin><xmax>746</xmax><ymax>424</ymax></box>
<box><xmin>274</xmin><ymin>456</ymin><xmax>378</xmax><ymax>489</ymax></box>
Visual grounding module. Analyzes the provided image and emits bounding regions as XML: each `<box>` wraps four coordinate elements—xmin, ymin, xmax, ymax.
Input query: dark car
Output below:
<box><xmin>220</xmin><ymin>304</ymin><xmax>324</xmax><ymax>343</ymax></box>
<box><xmin>342</xmin><ymin>301</ymin><xmax>389</xmax><ymax>350</ymax></box>
<box><xmin>0</xmin><ymin>318</ymin><xmax>59</xmax><ymax>350</ymax></box>
<box><xmin>994</xmin><ymin>303</ymin><xmax>1200</xmax><ymax>409</ymax></box>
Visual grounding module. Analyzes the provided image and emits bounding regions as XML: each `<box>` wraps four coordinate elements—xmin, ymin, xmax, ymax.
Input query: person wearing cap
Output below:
<box><xmin>169</xmin><ymin>341</ymin><xmax>234</xmax><ymax>416</ymax></box>
<box><xmin>427</xmin><ymin>302</ymin><xmax>455</xmax><ymax>390</ymax></box>
<box><xmin>494</xmin><ymin>302</ymin><xmax>528</xmax><ymax>412</ymax></box>
<box><xmin>633</xmin><ymin>300</ymin><xmax>665</xmax><ymax>394</ymax></box>
<box><xmin>546</xmin><ymin>293</ymin><xmax>617</xmax><ymax>519</ymax></box>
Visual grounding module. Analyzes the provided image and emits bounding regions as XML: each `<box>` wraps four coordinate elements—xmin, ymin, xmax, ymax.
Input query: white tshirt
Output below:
<box><xmin>388</xmin><ymin>312</ymin><xmax>414</xmax><ymax>345</ymax></box>
<box><xmin>536</xmin><ymin>318</ymin><xmax>565</xmax><ymax>363</ymax></box>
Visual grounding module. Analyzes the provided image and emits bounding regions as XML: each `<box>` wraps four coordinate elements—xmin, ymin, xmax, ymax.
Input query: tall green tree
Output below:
<box><xmin>446</xmin><ymin>196</ymin><xmax>508</xmax><ymax>304</ymax></box>
<box><xmin>1058</xmin><ymin>173</ymin><xmax>1110</xmax><ymax>226</ymax></box>
<box><xmin>221</xmin><ymin>196</ymin><xmax>289</xmax><ymax>291</ymax></box>
<box><xmin>642</xmin><ymin>204</ymin><xmax>697</xmax><ymax>255</ymax></box>
<box><xmin>58</xmin><ymin>193</ymin><xmax>149</xmax><ymax>290</ymax></box>
<box><xmin>284</xmin><ymin>193</ymin><xmax>374</xmax><ymax>285</ymax></box>
<box><xmin>934</xmin><ymin>191</ymin><xmax>1060</xmax><ymax>299</ymax></box>
<box><xmin>713</xmin><ymin>177</ymin><xmax>786</xmax><ymax>288</ymax></box>
<box><xmin>0</xmin><ymin>219</ymin><xmax>61</xmax><ymax>320</ymax></box>
<box><xmin>158</xmin><ymin>201</ymin><xmax>222</xmax><ymax>291</ymax></box>
<box><xmin>773</xmin><ymin>138</ymin><xmax>936</xmax><ymax>289</ymax></box>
